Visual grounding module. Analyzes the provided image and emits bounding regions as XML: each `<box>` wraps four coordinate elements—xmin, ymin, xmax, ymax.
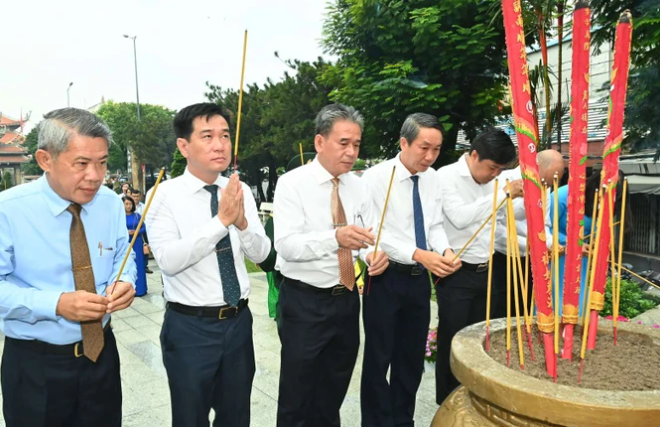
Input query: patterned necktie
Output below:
<box><xmin>411</xmin><ymin>176</ymin><xmax>427</xmax><ymax>251</ymax></box>
<box><xmin>204</xmin><ymin>185</ymin><xmax>241</xmax><ymax>307</ymax></box>
<box><xmin>67</xmin><ymin>203</ymin><xmax>104</xmax><ymax>362</ymax></box>
<box><xmin>331</xmin><ymin>178</ymin><xmax>355</xmax><ymax>290</ymax></box>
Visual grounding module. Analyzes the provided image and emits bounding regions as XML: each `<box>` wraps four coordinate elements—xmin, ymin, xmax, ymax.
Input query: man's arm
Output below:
<box><xmin>145</xmin><ymin>187</ymin><xmax>229</xmax><ymax>276</ymax></box>
<box><xmin>0</xmin><ymin>208</ymin><xmax>62</xmax><ymax>323</ymax></box>
<box><xmin>237</xmin><ymin>183</ymin><xmax>271</xmax><ymax>264</ymax></box>
<box><xmin>274</xmin><ymin>176</ymin><xmax>339</xmax><ymax>262</ymax></box>
<box><xmin>438</xmin><ymin>171</ymin><xmax>508</xmax><ymax>230</ymax></box>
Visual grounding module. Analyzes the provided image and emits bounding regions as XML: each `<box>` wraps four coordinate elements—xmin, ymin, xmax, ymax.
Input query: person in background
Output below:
<box><xmin>123</xmin><ymin>196</ymin><xmax>148</xmax><ymax>297</ymax></box>
<box><xmin>491</xmin><ymin>149</ymin><xmax>565</xmax><ymax>319</ymax></box>
<box><xmin>549</xmin><ymin>169</ymin><xmax>633</xmax><ymax>318</ymax></box>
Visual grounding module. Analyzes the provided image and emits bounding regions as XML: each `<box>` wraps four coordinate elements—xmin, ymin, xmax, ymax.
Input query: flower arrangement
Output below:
<box><xmin>425</xmin><ymin>327</ymin><xmax>438</xmax><ymax>363</ymax></box>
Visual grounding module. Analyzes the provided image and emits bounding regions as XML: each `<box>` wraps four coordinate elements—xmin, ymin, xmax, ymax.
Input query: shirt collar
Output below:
<box><xmin>311</xmin><ymin>157</ymin><xmax>348</xmax><ymax>185</ymax></box>
<box><xmin>39</xmin><ymin>174</ymin><xmax>98</xmax><ymax>217</ymax></box>
<box><xmin>182</xmin><ymin>168</ymin><xmax>227</xmax><ymax>194</ymax></box>
<box><xmin>394</xmin><ymin>153</ymin><xmax>429</xmax><ymax>183</ymax></box>
<box><xmin>458</xmin><ymin>154</ymin><xmax>473</xmax><ymax>178</ymax></box>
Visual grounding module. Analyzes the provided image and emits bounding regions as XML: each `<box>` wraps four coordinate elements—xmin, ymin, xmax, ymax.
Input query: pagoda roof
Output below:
<box><xmin>0</xmin><ymin>144</ymin><xmax>27</xmax><ymax>154</ymax></box>
<box><xmin>0</xmin><ymin>132</ymin><xmax>25</xmax><ymax>144</ymax></box>
<box><xmin>0</xmin><ymin>155</ymin><xmax>30</xmax><ymax>164</ymax></box>
<box><xmin>0</xmin><ymin>114</ymin><xmax>22</xmax><ymax>126</ymax></box>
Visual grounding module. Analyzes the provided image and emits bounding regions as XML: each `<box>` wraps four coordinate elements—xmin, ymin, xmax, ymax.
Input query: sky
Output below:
<box><xmin>1</xmin><ymin>0</ymin><xmax>332</xmax><ymax>131</ymax></box>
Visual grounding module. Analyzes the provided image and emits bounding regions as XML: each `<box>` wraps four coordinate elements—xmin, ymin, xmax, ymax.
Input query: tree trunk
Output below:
<box><xmin>131</xmin><ymin>149</ymin><xmax>144</xmax><ymax>194</ymax></box>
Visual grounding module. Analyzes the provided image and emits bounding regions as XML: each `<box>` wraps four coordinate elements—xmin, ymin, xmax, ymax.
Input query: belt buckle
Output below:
<box><xmin>218</xmin><ymin>306</ymin><xmax>233</xmax><ymax>320</ymax></box>
<box><xmin>331</xmin><ymin>286</ymin><xmax>345</xmax><ymax>296</ymax></box>
<box><xmin>476</xmin><ymin>263</ymin><xmax>488</xmax><ymax>273</ymax></box>
<box><xmin>411</xmin><ymin>265</ymin><xmax>424</xmax><ymax>276</ymax></box>
<box><xmin>74</xmin><ymin>342</ymin><xmax>83</xmax><ymax>358</ymax></box>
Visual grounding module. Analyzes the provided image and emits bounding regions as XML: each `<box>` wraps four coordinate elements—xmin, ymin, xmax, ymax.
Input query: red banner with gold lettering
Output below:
<box><xmin>501</xmin><ymin>0</ymin><xmax>555</xmax><ymax>377</ymax></box>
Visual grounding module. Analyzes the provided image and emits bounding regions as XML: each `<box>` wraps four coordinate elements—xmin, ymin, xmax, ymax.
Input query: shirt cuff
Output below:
<box><xmin>33</xmin><ymin>290</ymin><xmax>65</xmax><ymax>321</ymax></box>
<box><xmin>206</xmin><ymin>216</ymin><xmax>229</xmax><ymax>243</ymax></box>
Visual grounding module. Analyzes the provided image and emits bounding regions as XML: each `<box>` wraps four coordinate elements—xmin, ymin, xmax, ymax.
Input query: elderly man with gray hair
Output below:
<box><xmin>0</xmin><ymin>108</ymin><xmax>137</xmax><ymax>427</ymax></box>
<box><xmin>274</xmin><ymin>103</ymin><xmax>389</xmax><ymax>427</ymax></box>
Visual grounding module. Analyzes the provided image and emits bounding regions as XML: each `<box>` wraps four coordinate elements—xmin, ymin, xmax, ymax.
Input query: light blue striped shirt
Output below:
<box><xmin>0</xmin><ymin>175</ymin><xmax>137</xmax><ymax>344</ymax></box>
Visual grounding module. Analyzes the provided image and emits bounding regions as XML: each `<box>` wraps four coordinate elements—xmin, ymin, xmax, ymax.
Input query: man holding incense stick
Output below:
<box><xmin>145</xmin><ymin>103</ymin><xmax>270</xmax><ymax>427</ymax></box>
<box><xmin>0</xmin><ymin>108</ymin><xmax>137</xmax><ymax>427</ymax></box>
<box><xmin>491</xmin><ymin>149</ymin><xmax>565</xmax><ymax>319</ymax></box>
<box><xmin>360</xmin><ymin>113</ymin><xmax>460</xmax><ymax>427</ymax></box>
<box><xmin>274</xmin><ymin>103</ymin><xmax>389</xmax><ymax>427</ymax></box>
<box><xmin>435</xmin><ymin>127</ymin><xmax>520</xmax><ymax>404</ymax></box>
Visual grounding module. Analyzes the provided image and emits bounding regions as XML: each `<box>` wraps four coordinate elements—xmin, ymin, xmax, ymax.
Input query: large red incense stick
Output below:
<box><xmin>501</xmin><ymin>0</ymin><xmax>555</xmax><ymax>377</ymax></box>
<box><xmin>561</xmin><ymin>0</ymin><xmax>591</xmax><ymax>361</ymax></box>
<box><xmin>587</xmin><ymin>10</ymin><xmax>633</xmax><ymax>350</ymax></box>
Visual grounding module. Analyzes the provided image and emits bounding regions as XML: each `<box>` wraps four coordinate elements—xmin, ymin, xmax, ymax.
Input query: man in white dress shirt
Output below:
<box><xmin>360</xmin><ymin>113</ymin><xmax>461</xmax><ymax>427</ymax></box>
<box><xmin>435</xmin><ymin>127</ymin><xmax>522</xmax><ymax>404</ymax></box>
<box><xmin>492</xmin><ymin>149</ymin><xmax>565</xmax><ymax>319</ymax></box>
<box><xmin>274</xmin><ymin>103</ymin><xmax>389</xmax><ymax>427</ymax></box>
<box><xmin>145</xmin><ymin>103</ymin><xmax>270</xmax><ymax>427</ymax></box>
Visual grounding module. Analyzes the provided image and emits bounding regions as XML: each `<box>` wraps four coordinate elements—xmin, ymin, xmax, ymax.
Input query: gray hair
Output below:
<box><xmin>38</xmin><ymin>108</ymin><xmax>112</xmax><ymax>157</ymax></box>
<box><xmin>314</xmin><ymin>103</ymin><xmax>364</xmax><ymax>137</ymax></box>
<box><xmin>400</xmin><ymin>113</ymin><xmax>445</xmax><ymax>144</ymax></box>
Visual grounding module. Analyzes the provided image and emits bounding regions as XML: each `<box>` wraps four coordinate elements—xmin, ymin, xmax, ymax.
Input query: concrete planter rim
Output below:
<box><xmin>450</xmin><ymin>318</ymin><xmax>660</xmax><ymax>427</ymax></box>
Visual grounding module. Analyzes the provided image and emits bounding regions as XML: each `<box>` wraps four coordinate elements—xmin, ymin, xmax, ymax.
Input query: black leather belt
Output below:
<box><xmin>388</xmin><ymin>260</ymin><xmax>425</xmax><ymax>276</ymax></box>
<box><xmin>6</xmin><ymin>322</ymin><xmax>112</xmax><ymax>358</ymax></box>
<box><xmin>283</xmin><ymin>277</ymin><xmax>350</xmax><ymax>296</ymax></box>
<box><xmin>461</xmin><ymin>261</ymin><xmax>489</xmax><ymax>273</ymax></box>
<box><xmin>167</xmin><ymin>299</ymin><xmax>248</xmax><ymax>319</ymax></box>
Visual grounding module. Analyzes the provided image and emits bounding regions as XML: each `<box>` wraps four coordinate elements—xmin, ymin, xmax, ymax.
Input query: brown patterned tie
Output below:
<box><xmin>67</xmin><ymin>203</ymin><xmax>104</xmax><ymax>362</ymax></box>
<box><xmin>331</xmin><ymin>179</ymin><xmax>355</xmax><ymax>290</ymax></box>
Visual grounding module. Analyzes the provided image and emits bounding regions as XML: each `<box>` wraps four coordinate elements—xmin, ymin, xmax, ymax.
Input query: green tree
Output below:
<box><xmin>21</xmin><ymin>127</ymin><xmax>42</xmax><ymax>176</ymax></box>
<box><xmin>321</xmin><ymin>0</ymin><xmax>512</xmax><ymax>164</ymax></box>
<box><xmin>591</xmin><ymin>0</ymin><xmax>660</xmax><ymax>157</ymax></box>
<box><xmin>200</xmin><ymin>57</ymin><xmax>333</xmax><ymax>202</ymax></box>
<box><xmin>97</xmin><ymin>101</ymin><xmax>177</xmax><ymax>189</ymax></box>
<box><xmin>1</xmin><ymin>171</ymin><xmax>13</xmax><ymax>191</ymax></box>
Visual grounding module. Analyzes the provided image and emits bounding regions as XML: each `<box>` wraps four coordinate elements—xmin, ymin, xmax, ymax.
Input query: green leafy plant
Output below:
<box><xmin>602</xmin><ymin>277</ymin><xmax>660</xmax><ymax>319</ymax></box>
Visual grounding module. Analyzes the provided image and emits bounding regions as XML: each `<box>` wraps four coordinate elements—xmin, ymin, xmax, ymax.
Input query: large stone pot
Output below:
<box><xmin>431</xmin><ymin>319</ymin><xmax>660</xmax><ymax>427</ymax></box>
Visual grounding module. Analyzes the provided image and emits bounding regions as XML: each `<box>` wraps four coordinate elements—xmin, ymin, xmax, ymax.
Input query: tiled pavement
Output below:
<box><xmin>0</xmin><ymin>262</ymin><xmax>440</xmax><ymax>426</ymax></box>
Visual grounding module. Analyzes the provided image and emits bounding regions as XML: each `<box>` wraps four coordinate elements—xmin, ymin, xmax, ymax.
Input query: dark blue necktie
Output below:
<box><xmin>411</xmin><ymin>176</ymin><xmax>427</xmax><ymax>251</ymax></box>
<box><xmin>204</xmin><ymin>185</ymin><xmax>241</xmax><ymax>307</ymax></box>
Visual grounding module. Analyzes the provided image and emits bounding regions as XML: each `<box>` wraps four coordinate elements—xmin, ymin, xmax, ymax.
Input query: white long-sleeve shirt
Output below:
<box><xmin>494</xmin><ymin>167</ymin><xmax>553</xmax><ymax>255</ymax></box>
<box><xmin>274</xmin><ymin>158</ymin><xmax>378</xmax><ymax>288</ymax></box>
<box><xmin>437</xmin><ymin>154</ymin><xmax>509</xmax><ymax>264</ymax></box>
<box><xmin>145</xmin><ymin>168</ymin><xmax>270</xmax><ymax>306</ymax></box>
<box><xmin>361</xmin><ymin>154</ymin><xmax>449</xmax><ymax>264</ymax></box>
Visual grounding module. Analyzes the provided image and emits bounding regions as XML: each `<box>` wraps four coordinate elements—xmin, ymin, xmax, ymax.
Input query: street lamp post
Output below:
<box><xmin>123</xmin><ymin>34</ymin><xmax>142</xmax><ymax>193</ymax></box>
<box><xmin>67</xmin><ymin>82</ymin><xmax>73</xmax><ymax>107</ymax></box>
<box><xmin>123</xmin><ymin>35</ymin><xmax>141</xmax><ymax>121</ymax></box>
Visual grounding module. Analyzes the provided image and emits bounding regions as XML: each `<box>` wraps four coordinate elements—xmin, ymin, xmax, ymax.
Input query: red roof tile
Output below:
<box><xmin>0</xmin><ymin>155</ymin><xmax>30</xmax><ymax>164</ymax></box>
<box><xmin>0</xmin><ymin>144</ymin><xmax>27</xmax><ymax>153</ymax></box>
<box><xmin>0</xmin><ymin>132</ymin><xmax>24</xmax><ymax>144</ymax></box>
<box><xmin>0</xmin><ymin>115</ymin><xmax>21</xmax><ymax>126</ymax></box>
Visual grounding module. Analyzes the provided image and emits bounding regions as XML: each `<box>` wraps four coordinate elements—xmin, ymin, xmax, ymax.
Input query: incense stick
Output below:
<box><xmin>112</xmin><ymin>168</ymin><xmax>166</xmax><ymax>296</ymax></box>
<box><xmin>614</xmin><ymin>179</ymin><xmax>628</xmax><ymax>343</ymax></box>
<box><xmin>485</xmin><ymin>179</ymin><xmax>499</xmax><ymax>352</ymax></box>
<box><xmin>232</xmin><ymin>30</ymin><xmax>248</xmax><ymax>170</ymax></box>
<box><xmin>367</xmin><ymin>165</ymin><xmax>396</xmax><ymax>295</ymax></box>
